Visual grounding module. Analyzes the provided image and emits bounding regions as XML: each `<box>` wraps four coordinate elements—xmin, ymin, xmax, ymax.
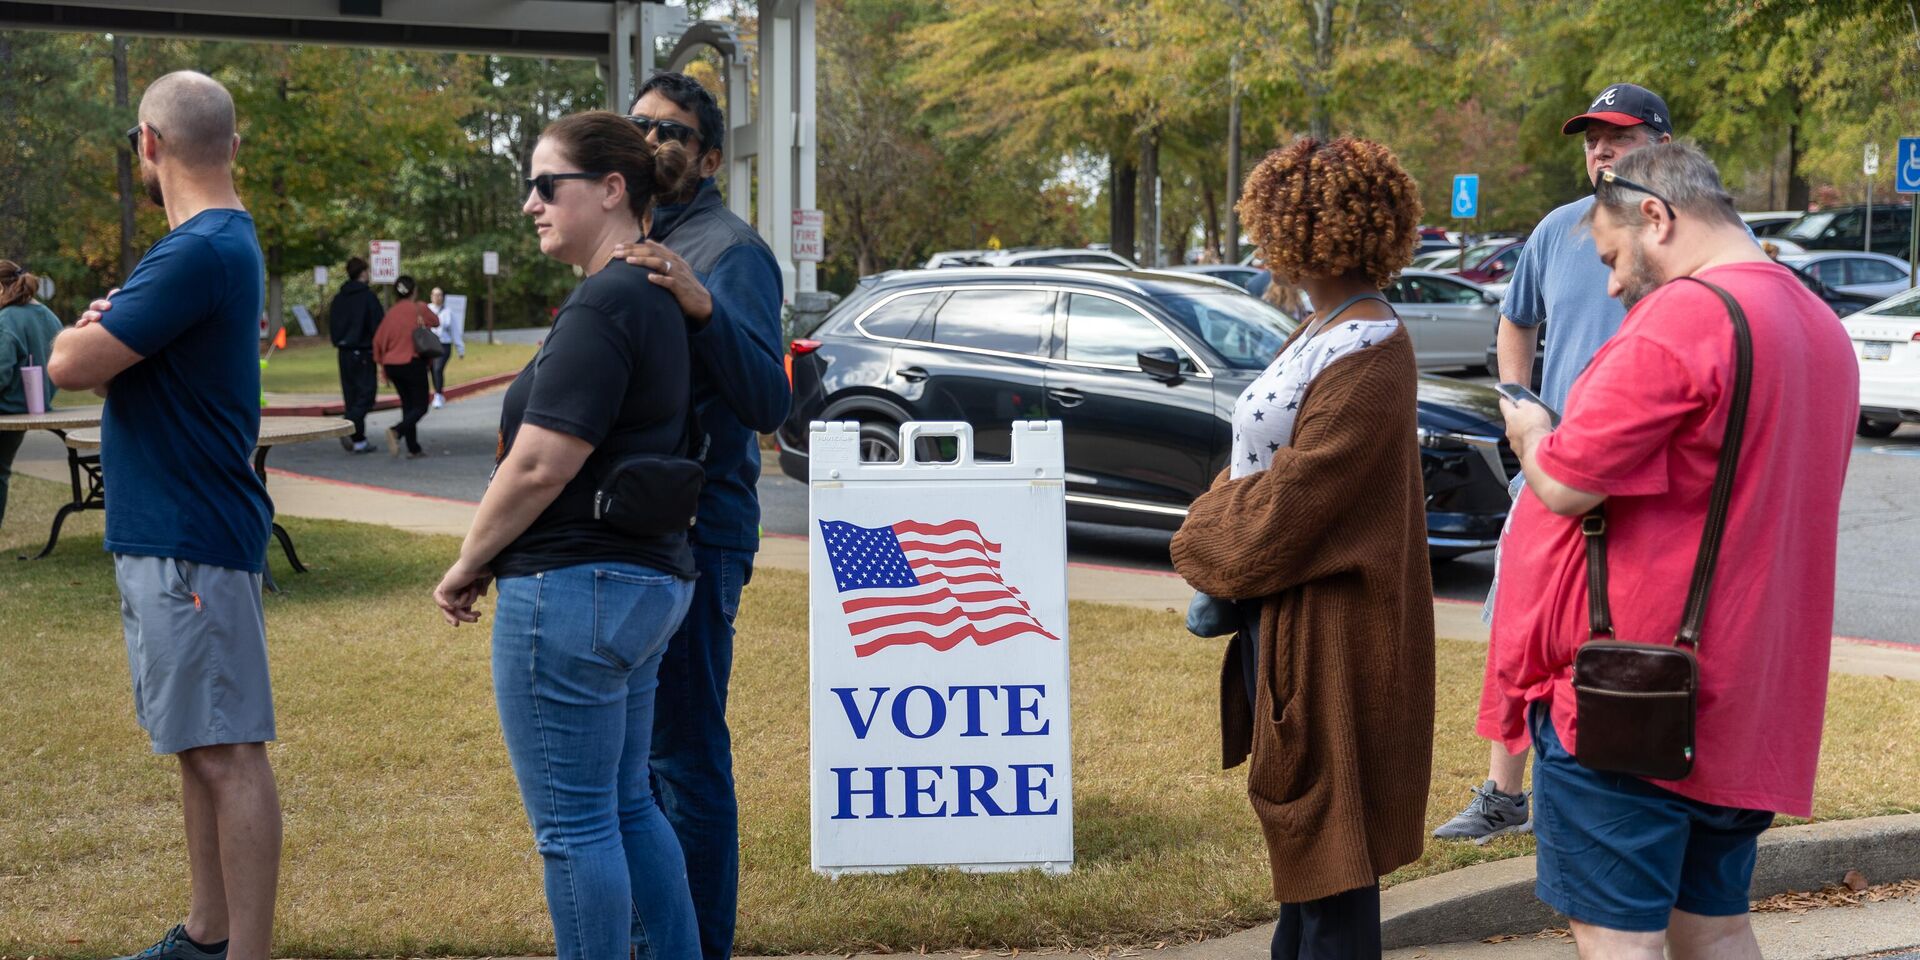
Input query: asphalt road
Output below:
<box><xmin>252</xmin><ymin>384</ymin><xmax>1920</xmax><ymax>645</ymax></box>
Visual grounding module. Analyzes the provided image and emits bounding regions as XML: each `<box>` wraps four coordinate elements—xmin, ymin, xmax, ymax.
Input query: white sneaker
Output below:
<box><xmin>431</xmin><ymin>393</ymin><xmax>445</xmax><ymax>408</ymax></box>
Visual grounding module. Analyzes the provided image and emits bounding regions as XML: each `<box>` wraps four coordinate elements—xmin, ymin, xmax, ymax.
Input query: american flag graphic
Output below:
<box><xmin>819</xmin><ymin>518</ymin><xmax>1061</xmax><ymax>658</ymax></box>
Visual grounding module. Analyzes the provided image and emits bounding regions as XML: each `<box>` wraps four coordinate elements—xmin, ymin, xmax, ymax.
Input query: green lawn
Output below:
<box><xmin>1</xmin><ymin>474</ymin><xmax>1915</xmax><ymax>958</ymax></box>
<box><xmin>260</xmin><ymin>338</ymin><xmax>537</xmax><ymax>395</ymax></box>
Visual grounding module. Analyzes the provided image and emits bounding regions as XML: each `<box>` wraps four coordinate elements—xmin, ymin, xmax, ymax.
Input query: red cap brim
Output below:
<box><xmin>1562</xmin><ymin>111</ymin><xmax>1645</xmax><ymax>135</ymax></box>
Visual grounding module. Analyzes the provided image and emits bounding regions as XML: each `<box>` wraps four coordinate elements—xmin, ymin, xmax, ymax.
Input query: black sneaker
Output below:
<box><xmin>1432</xmin><ymin>779</ymin><xmax>1531</xmax><ymax>844</ymax></box>
<box><xmin>112</xmin><ymin>924</ymin><xmax>226</xmax><ymax>960</ymax></box>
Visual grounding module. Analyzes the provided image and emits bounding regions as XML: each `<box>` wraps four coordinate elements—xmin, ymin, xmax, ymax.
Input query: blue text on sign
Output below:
<box><xmin>1452</xmin><ymin>174</ymin><xmax>1480</xmax><ymax>218</ymax></box>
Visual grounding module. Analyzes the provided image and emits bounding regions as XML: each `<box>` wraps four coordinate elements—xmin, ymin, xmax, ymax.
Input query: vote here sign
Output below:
<box><xmin>808</xmin><ymin>420</ymin><xmax>1074</xmax><ymax>875</ymax></box>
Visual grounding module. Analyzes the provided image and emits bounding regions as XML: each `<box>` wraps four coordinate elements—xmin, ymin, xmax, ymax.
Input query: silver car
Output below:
<box><xmin>1381</xmin><ymin>269</ymin><xmax>1502</xmax><ymax>370</ymax></box>
<box><xmin>1781</xmin><ymin>251</ymin><xmax>1913</xmax><ymax>304</ymax></box>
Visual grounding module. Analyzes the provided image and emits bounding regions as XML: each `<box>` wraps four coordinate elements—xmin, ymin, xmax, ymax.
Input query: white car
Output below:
<box><xmin>1380</xmin><ymin>269</ymin><xmax>1503</xmax><ymax>370</ymax></box>
<box><xmin>1783</xmin><ymin>252</ymin><xmax>1913</xmax><ymax>304</ymax></box>
<box><xmin>980</xmin><ymin>247</ymin><xmax>1139</xmax><ymax>269</ymax></box>
<box><xmin>1842</xmin><ymin>286</ymin><xmax>1920</xmax><ymax>437</ymax></box>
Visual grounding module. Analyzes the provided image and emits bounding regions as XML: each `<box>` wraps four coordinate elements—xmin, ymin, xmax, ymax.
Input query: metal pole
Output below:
<box><xmin>486</xmin><ymin>274</ymin><xmax>496</xmax><ymax>344</ymax></box>
<box><xmin>1866</xmin><ymin>177</ymin><xmax>1873</xmax><ymax>253</ymax></box>
<box><xmin>1225</xmin><ymin>51</ymin><xmax>1241</xmax><ymax>263</ymax></box>
<box><xmin>1909</xmin><ymin>203</ymin><xmax>1916</xmax><ymax>289</ymax></box>
<box><xmin>1153</xmin><ymin>175</ymin><xmax>1163</xmax><ymax>268</ymax></box>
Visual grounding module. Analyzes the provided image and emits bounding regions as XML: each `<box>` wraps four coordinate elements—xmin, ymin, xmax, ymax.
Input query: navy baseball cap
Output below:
<box><xmin>1562</xmin><ymin>83</ymin><xmax>1671</xmax><ymax>136</ymax></box>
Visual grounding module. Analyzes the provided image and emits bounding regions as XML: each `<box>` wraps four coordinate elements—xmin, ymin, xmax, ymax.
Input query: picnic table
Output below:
<box><xmin>58</xmin><ymin>417</ymin><xmax>352</xmax><ymax>588</ymax></box>
<box><xmin>0</xmin><ymin>405</ymin><xmax>105</xmax><ymax>560</ymax></box>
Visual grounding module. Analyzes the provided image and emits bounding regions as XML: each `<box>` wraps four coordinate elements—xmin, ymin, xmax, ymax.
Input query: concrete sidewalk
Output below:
<box><xmin>261</xmin><ymin>369</ymin><xmax>517</xmax><ymax>417</ymax></box>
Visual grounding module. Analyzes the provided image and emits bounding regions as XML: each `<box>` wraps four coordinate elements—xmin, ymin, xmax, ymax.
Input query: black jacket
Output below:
<box><xmin>328</xmin><ymin>279</ymin><xmax>383</xmax><ymax>350</ymax></box>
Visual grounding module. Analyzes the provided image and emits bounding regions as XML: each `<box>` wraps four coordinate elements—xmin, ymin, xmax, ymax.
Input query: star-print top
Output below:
<box><xmin>1230</xmin><ymin>307</ymin><xmax>1401</xmax><ymax>479</ymax></box>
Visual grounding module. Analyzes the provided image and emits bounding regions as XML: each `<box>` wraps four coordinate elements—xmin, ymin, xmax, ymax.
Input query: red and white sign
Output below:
<box><xmin>369</xmin><ymin>240</ymin><xmax>401</xmax><ymax>284</ymax></box>
<box><xmin>792</xmin><ymin>209</ymin><xmax>824</xmax><ymax>262</ymax></box>
<box><xmin>808</xmin><ymin>421</ymin><xmax>1073</xmax><ymax>876</ymax></box>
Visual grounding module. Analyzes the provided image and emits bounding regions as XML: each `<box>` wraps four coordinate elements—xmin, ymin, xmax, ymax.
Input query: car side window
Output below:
<box><xmin>1063</xmin><ymin>293</ymin><xmax>1181</xmax><ymax>366</ymax></box>
<box><xmin>1851</xmin><ymin>259</ymin><xmax>1902</xmax><ymax>284</ymax></box>
<box><xmin>1416</xmin><ymin>276</ymin><xmax>1483</xmax><ymax>304</ymax></box>
<box><xmin>931</xmin><ymin>289</ymin><xmax>1054</xmax><ymax>355</ymax></box>
<box><xmin>858</xmin><ymin>292</ymin><xmax>939</xmax><ymax>340</ymax></box>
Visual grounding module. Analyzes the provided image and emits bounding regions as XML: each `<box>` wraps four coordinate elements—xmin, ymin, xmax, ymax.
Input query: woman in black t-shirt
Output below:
<box><xmin>431</xmin><ymin>111</ymin><xmax>699</xmax><ymax>960</ymax></box>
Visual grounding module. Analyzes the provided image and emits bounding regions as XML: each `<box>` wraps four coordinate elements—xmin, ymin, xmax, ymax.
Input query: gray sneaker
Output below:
<box><xmin>114</xmin><ymin>925</ymin><xmax>225</xmax><ymax>960</ymax></box>
<box><xmin>1433</xmin><ymin>779</ymin><xmax>1531</xmax><ymax>844</ymax></box>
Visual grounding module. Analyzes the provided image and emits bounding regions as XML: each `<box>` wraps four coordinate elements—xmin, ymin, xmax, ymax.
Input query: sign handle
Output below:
<box><xmin>898</xmin><ymin>421</ymin><xmax>976</xmax><ymax>466</ymax></box>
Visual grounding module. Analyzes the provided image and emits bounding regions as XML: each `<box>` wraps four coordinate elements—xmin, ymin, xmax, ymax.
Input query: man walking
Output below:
<box><xmin>1435</xmin><ymin>82</ymin><xmax>1672</xmax><ymax>843</ymax></box>
<box><xmin>48</xmin><ymin>71</ymin><xmax>281</xmax><ymax>960</ymax></box>
<box><xmin>617</xmin><ymin>70</ymin><xmax>790</xmax><ymax>960</ymax></box>
<box><xmin>1483</xmin><ymin>141</ymin><xmax>1855</xmax><ymax>957</ymax></box>
<box><xmin>329</xmin><ymin>255</ymin><xmax>382</xmax><ymax>453</ymax></box>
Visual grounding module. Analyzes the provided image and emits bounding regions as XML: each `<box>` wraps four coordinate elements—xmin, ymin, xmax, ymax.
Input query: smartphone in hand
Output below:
<box><xmin>1495</xmin><ymin>382</ymin><xmax>1561</xmax><ymax>427</ymax></box>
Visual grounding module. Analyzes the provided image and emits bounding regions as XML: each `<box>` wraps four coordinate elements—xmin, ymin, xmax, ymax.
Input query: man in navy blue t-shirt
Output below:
<box><xmin>48</xmin><ymin>70</ymin><xmax>281</xmax><ymax>960</ymax></box>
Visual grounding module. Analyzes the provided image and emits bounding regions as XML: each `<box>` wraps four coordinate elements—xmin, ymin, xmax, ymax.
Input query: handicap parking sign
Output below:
<box><xmin>1452</xmin><ymin>174</ymin><xmax>1479</xmax><ymax>218</ymax></box>
<box><xmin>1898</xmin><ymin>137</ymin><xmax>1920</xmax><ymax>194</ymax></box>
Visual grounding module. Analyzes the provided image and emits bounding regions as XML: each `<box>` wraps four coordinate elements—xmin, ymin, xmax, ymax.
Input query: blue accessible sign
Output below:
<box><xmin>1452</xmin><ymin>174</ymin><xmax>1480</xmax><ymax>218</ymax></box>
<box><xmin>1898</xmin><ymin>137</ymin><xmax>1920</xmax><ymax>194</ymax></box>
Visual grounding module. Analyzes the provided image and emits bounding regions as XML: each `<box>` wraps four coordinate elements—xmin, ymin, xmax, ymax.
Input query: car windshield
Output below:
<box><xmin>1869</xmin><ymin>287</ymin><xmax>1920</xmax><ymax>318</ymax></box>
<box><xmin>1152</xmin><ymin>292</ymin><xmax>1295</xmax><ymax>369</ymax></box>
<box><xmin>1459</xmin><ymin>241</ymin><xmax>1507</xmax><ymax>270</ymax></box>
<box><xmin>1783</xmin><ymin>212</ymin><xmax>1835</xmax><ymax>241</ymax></box>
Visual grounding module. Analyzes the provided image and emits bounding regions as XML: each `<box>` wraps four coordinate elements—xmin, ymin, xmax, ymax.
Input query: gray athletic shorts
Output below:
<box><xmin>114</xmin><ymin>554</ymin><xmax>274</xmax><ymax>755</ymax></box>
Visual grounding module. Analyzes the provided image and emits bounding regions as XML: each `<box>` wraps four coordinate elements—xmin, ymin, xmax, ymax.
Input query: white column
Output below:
<box><xmin>606</xmin><ymin>0</ymin><xmax>639</xmax><ymax>112</ymax></box>
<box><xmin>794</xmin><ymin>0</ymin><xmax>818</xmax><ymax>294</ymax></box>
<box><xmin>760</xmin><ymin>0</ymin><xmax>798</xmax><ymax>302</ymax></box>
<box><xmin>728</xmin><ymin>54</ymin><xmax>754</xmax><ymax>221</ymax></box>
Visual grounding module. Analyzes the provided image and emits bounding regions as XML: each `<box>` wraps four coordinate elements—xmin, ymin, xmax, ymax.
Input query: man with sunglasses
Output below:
<box><xmin>48</xmin><ymin>71</ymin><xmax>281</xmax><ymax>960</ymax></box>
<box><xmin>613</xmin><ymin>70</ymin><xmax>790</xmax><ymax>960</ymax></box>
<box><xmin>1437</xmin><ymin>83</ymin><xmax>1674</xmax><ymax>846</ymax></box>
<box><xmin>1486</xmin><ymin>141</ymin><xmax>1855</xmax><ymax>958</ymax></box>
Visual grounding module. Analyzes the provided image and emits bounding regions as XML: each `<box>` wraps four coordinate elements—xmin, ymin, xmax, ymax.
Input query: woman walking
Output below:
<box><xmin>1170</xmin><ymin>136</ymin><xmax>1435</xmax><ymax>958</ymax></box>
<box><xmin>371</xmin><ymin>274</ymin><xmax>437</xmax><ymax>457</ymax></box>
<box><xmin>0</xmin><ymin>260</ymin><xmax>63</xmax><ymax>523</ymax></box>
<box><xmin>432</xmin><ymin>111</ymin><xmax>700</xmax><ymax>960</ymax></box>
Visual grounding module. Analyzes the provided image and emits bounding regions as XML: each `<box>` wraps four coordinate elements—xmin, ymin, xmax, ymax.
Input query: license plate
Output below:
<box><xmin>1860</xmin><ymin>340</ymin><xmax>1893</xmax><ymax>361</ymax></box>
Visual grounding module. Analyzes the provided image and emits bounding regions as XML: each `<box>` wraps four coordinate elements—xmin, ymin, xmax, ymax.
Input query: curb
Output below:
<box><xmin>1380</xmin><ymin>812</ymin><xmax>1920</xmax><ymax>949</ymax></box>
<box><xmin>262</xmin><ymin>370</ymin><xmax>519</xmax><ymax>417</ymax></box>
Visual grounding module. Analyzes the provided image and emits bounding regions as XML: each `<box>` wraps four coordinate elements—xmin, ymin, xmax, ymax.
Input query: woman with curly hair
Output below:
<box><xmin>1170</xmin><ymin>136</ymin><xmax>1436</xmax><ymax>958</ymax></box>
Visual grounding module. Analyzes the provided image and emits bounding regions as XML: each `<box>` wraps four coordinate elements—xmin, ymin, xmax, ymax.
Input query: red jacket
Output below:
<box><xmin>372</xmin><ymin>299</ymin><xmax>437</xmax><ymax>366</ymax></box>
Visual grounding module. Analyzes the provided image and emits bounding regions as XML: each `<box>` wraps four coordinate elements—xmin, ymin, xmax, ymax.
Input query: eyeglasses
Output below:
<box><xmin>523</xmin><ymin>171</ymin><xmax>606</xmax><ymax>204</ymax></box>
<box><xmin>124</xmin><ymin>121</ymin><xmax>161</xmax><ymax>153</ymax></box>
<box><xmin>625</xmin><ymin>115</ymin><xmax>700</xmax><ymax>147</ymax></box>
<box><xmin>1600</xmin><ymin>169</ymin><xmax>1677</xmax><ymax>221</ymax></box>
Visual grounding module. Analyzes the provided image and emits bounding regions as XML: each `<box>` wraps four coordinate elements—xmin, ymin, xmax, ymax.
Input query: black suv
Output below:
<box><xmin>1780</xmin><ymin>203</ymin><xmax>1914</xmax><ymax>259</ymax></box>
<box><xmin>777</xmin><ymin>268</ymin><xmax>1515</xmax><ymax>558</ymax></box>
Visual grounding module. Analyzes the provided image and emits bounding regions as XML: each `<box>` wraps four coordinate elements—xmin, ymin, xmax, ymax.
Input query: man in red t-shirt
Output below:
<box><xmin>1482</xmin><ymin>143</ymin><xmax>1857</xmax><ymax>954</ymax></box>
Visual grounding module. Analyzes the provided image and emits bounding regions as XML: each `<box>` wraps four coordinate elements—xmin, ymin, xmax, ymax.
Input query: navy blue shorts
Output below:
<box><xmin>1529</xmin><ymin>705</ymin><xmax>1773</xmax><ymax>932</ymax></box>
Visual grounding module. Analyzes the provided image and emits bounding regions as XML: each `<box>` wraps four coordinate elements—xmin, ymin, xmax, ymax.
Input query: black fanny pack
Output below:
<box><xmin>592</xmin><ymin>401</ymin><xmax>709</xmax><ymax>538</ymax></box>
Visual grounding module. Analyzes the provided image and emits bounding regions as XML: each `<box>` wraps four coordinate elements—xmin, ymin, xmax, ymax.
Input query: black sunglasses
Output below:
<box><xmin>1600</xmin><ymin>169</ymin><xmax>1677</xmax><ymax>221</ymax></box>
<box><xmin>523</xmin><ymin>171</ymin><xmax>606</xmax><ymax>204</ymax></box>
<box><xmin>124</xmin><ymin>121</ymin><xmax>161</xmax><ymax>153</ymax></box>
<box><xmin>625</xmin><ymin>115</ymin><xmax>700</xmax><ymax>146</ymax></box>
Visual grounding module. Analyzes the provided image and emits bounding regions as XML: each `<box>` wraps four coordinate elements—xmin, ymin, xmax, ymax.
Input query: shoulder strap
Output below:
<box><xmin>1581</xmin><ymin>275</ymin><xmax>1751</xmax><ymax>649</ymax></box>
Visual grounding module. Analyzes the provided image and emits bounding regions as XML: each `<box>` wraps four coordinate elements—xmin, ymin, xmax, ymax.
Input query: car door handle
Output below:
<box><xmin>895</xmin><ymin>366</ymin><xmax>928</xmax><ymax>383</ymax></box>
<box><xmin>1048</xmin><ymin>387</ymin><xmax>1086</xmax><ymax>408</ymax></box>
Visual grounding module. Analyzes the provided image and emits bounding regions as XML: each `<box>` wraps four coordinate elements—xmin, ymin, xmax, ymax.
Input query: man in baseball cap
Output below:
<box><xmin>1435</xmin><ymin>81</ymin><xmax>1673</xmax><ymax>846</ymax></box>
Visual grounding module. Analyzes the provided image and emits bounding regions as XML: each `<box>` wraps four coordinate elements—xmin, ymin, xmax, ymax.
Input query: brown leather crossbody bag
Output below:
<box><xmin>1570</xmin><ymin>277</ymin><xmax>1751</xmax><ymax>782</ymax></box>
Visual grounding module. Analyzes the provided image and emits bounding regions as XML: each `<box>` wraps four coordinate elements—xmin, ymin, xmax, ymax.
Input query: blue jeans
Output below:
<box><xmin>493</xmin><ymin>561</ymin><xmax>698</xmax><ymax>960</ymax></box>
<box><xmin>648</xmin><ymin>545</ymin><xmax>752</xmax><ymax>960</ymax></box>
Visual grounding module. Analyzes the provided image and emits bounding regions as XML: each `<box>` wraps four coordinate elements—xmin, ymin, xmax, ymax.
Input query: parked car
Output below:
<box><xmin>1410</xmin><ymin>248</ymin><xmax>1462</xmax><ymax>271</ymax></box>
<box><xmin>1163</xmin><ymin>263</ymin><xmax>1265</xmax><ymax>291</ymax></box>
<box><xmin>1780</xmin><ymin>203</ymin><xmax>1915</xmax><ymax>259</ymax></box>
<box><xmin>1740</xmin><ymin>210</ymin><xmax>1803</xmax><ymax>236</ymax></box>
<box><xmin>1783</xmin><ymin>262</ymin><xmax>1883</xmax><ymax>318</ymax></box>
<box><xmin>1381</xmin><ymin>269</ymin><xmax>1501</xmax><ymax>370</ymax></box>
<box><xmin>1841</xmin><ymin>285</ymin><xmax>1920</xmax><ymax>437</ymax></box>
<box><xmin>1781</xmin><ymin>251</ymin><xmax>1912</xmax><ymax>304</ymax></box>
<box><xmin>777</xmin><ymin>267</ymin><xmax>1516</xmax><ymax>557</ymax></box>
<box><xmin>1455</xmin><ymin>238</ymin><xmax>1526</xmax><ymax>285</ymax></box>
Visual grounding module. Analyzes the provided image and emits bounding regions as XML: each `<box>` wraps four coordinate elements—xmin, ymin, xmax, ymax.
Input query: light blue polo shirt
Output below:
<box><xmin>1500</xmin><ymin>195</ymin><xmax>1622</xmax><ymax>415</ymax></box>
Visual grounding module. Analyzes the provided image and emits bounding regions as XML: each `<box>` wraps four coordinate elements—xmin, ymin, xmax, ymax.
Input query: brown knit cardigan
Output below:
<box><xmin>1170</xmin><ymin>326</ymin><xmax>1435</xmax><ymax>903</ymax></box>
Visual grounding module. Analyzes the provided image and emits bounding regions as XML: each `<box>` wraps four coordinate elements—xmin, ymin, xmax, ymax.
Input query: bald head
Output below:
<box><xmin>139</xmin><ymin>70</ymin><xmax>237</xmax><ymax>169</ymax></box>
